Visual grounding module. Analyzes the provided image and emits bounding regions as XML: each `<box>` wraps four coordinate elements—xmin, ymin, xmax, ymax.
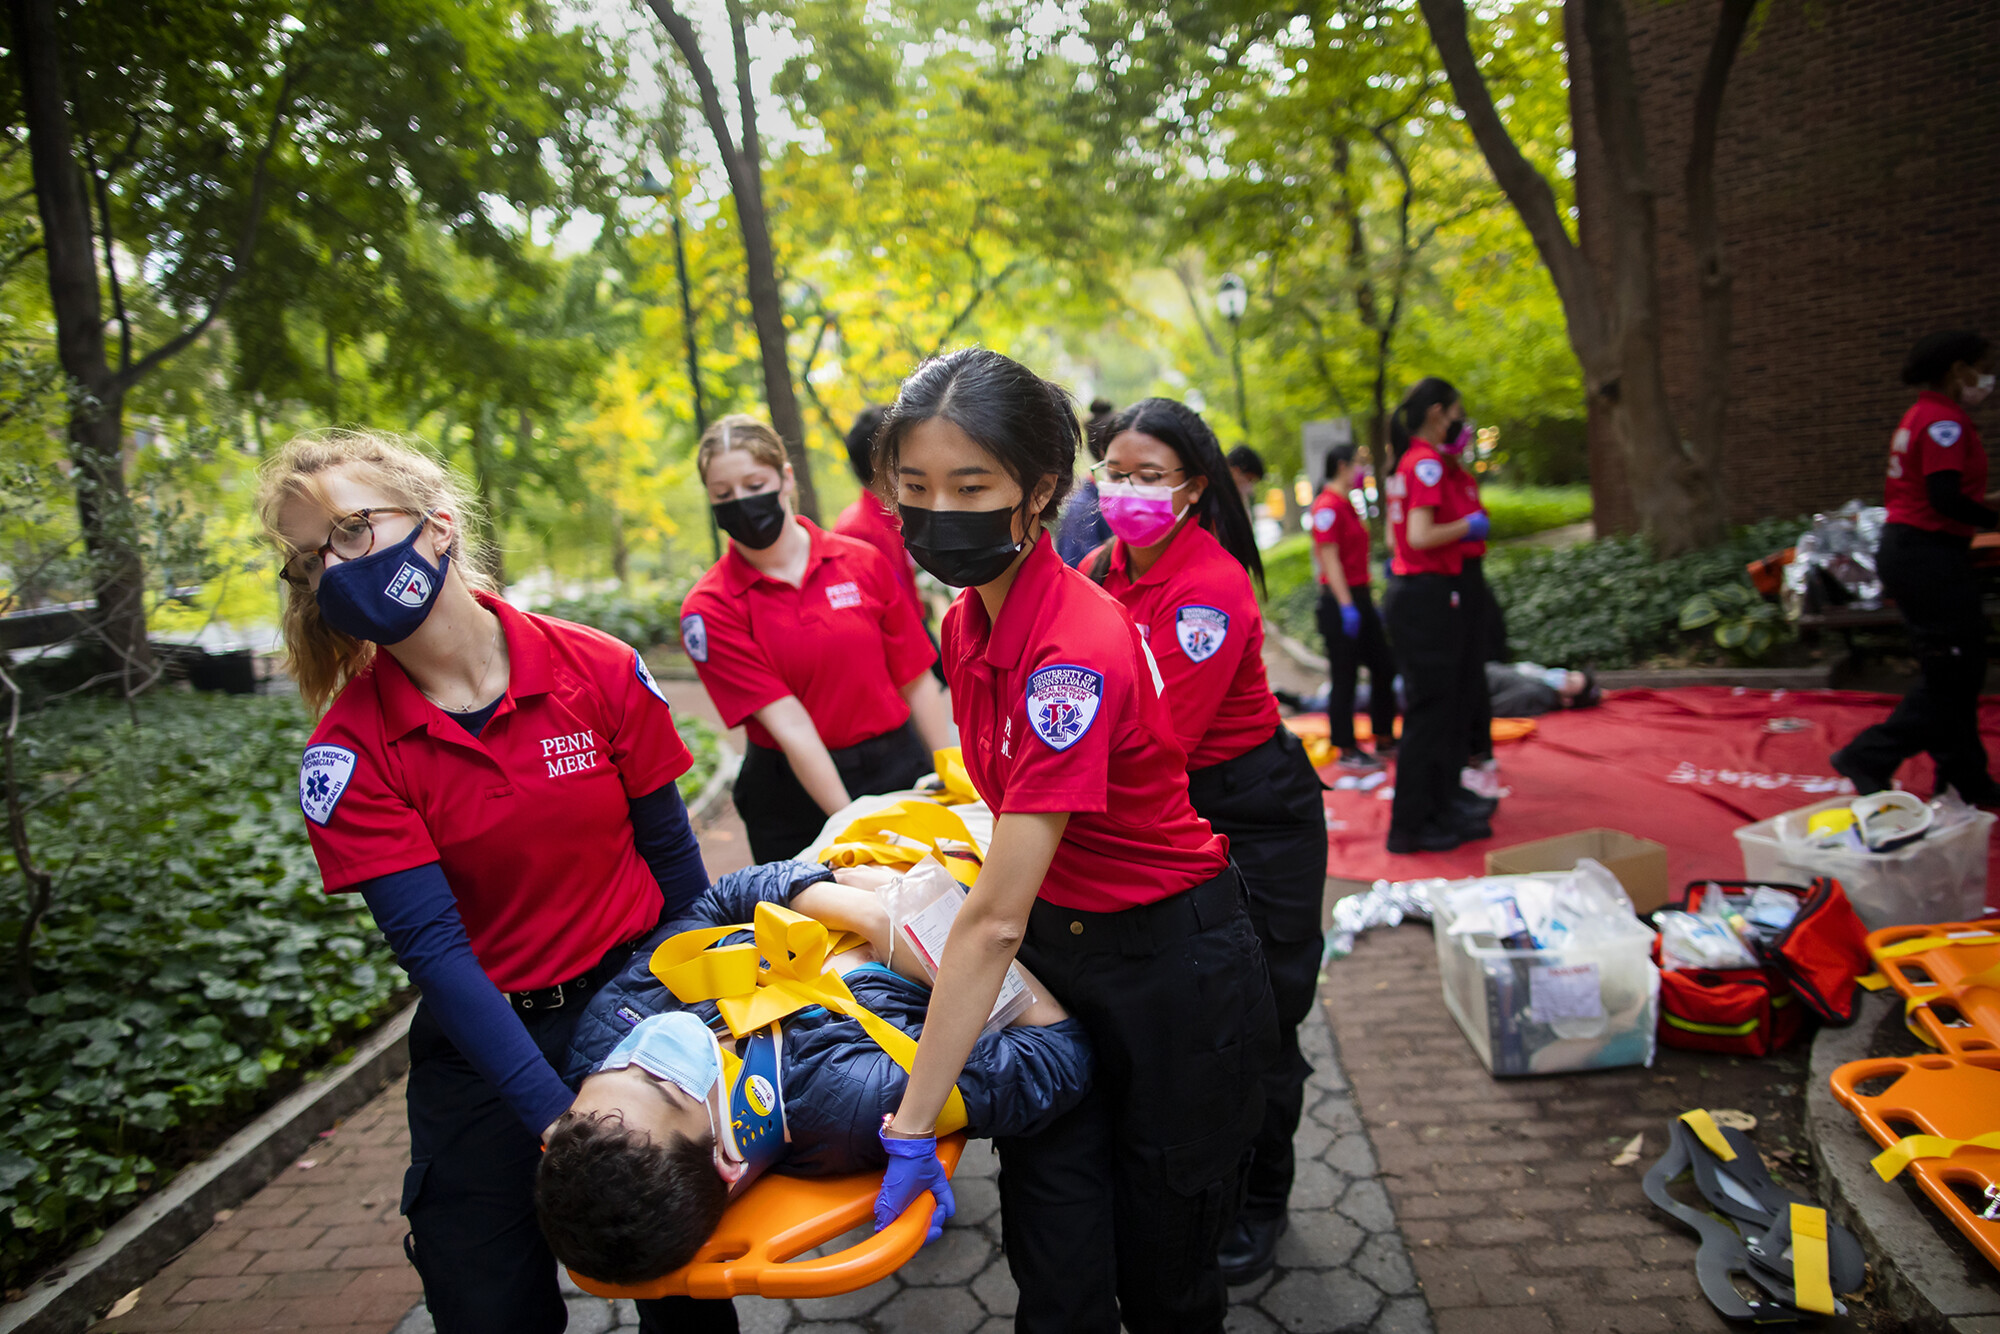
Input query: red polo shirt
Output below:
<box><xmin>942</xmin><ymin>532</ymin><xmax>1229</xmax><ymax>912</ymax></box>
<box><xmin>1885</xmin><ymin>391</ymin><xmax>1988</xmax><ymax>536</ymax></box>
<box><xmin>680</xmin><ymin>518</ymin><xmax>935</xmax><ymax>751</ymax></box>
<box><xmin>1309</xmin><ymin>488</ymin><xmax>1372</xmax><ymax>588</ymax></box>
<box><xmin>300</xmin><ymin>594</ymin><xmax>692</xmax><ymax>992</ymax></box>
<box><xmin>1388</xmin><ymin>442</ymin><xmax>1463</xmax><ymax>577</ymax></box>
<box><xmin>833</xmin><ymin>493</ymin><xmax>927</xmax><ymax>628</ymax></box>
<box><xmin>1094</xmin><ymin>522</ymin><xmax>1281</xmax><ymax>770</ymax></box>
<box><xmin>1445</xmin><ymin>460</ymin><xmax>1486</xmax><ymax>558</ymax></box>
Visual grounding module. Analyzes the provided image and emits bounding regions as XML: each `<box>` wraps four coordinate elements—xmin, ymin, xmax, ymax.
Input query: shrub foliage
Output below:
<box><xmin>1488</xmin><ymin>518</ymin><xmax>1802</xmax><ymax>668</ymax></box>
<box><xmin>0</xmin><ymin>694</ymin><xmax>404</xmax><ymax>1288</ymax></box>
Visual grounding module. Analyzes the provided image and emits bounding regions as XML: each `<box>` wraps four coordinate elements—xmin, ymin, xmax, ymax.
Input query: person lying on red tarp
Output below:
<box><xmin>533</xmin><ymin>860</ymin><xmax>1091</xmax><ymax>1287</ymax></box>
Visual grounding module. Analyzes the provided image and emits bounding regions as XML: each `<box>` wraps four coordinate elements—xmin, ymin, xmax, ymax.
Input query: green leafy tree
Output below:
<box><xmin>1</xmin><ymin>0</ymin><xmax>626</xmax><ymax>666</ymax></box>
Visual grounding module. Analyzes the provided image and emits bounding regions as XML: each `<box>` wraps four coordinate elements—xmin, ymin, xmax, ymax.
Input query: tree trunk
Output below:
<box><xmin>646</xmin><ymin>0</ymin><xmax>819</xmax><ymax>521</ymax></box>
<box><xmin>1418</xmin><ymin>0</ymin><xmax>1733</xmax><ymax>555</ymax></box>
<box><xmin>1685</xmin><ymin>0</ymin><xmax>1757</xmax><ymax>525</ymax></box>
<box><xmin>10</xmin><ymin>0</ymin><xmax>154</xmax><ymax>677</ymax></box>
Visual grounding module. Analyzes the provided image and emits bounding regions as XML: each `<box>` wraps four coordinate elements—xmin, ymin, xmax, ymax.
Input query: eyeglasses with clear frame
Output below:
<box><xmin>279</xmin><ymin>508</ymin><xmax>428</xmax><ymax>587</ymax></box>
<box><xmin>1090</xmin><ymin>460</ymin><xmax>1189</xmax><ymax>488</ymax></box>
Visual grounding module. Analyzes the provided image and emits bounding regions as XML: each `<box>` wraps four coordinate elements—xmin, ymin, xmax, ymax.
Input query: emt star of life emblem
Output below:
<box><xmin>681</xmin><ymin>613</ymin><xmax>709</xmax><ymax>663</ymax></box>
<box><xmin>1025</xmin><ymin>665</ymin><xmax>1103</xmax><ymax>752</ymax></box>
<box><xmin>1175</xmin><ymin>604</ymin><xmax>1229</xmax><ymax>664</ymax></box>
<box><xmin>298</xmin><ymin>744</ymin><xmax>357</xmax><ymax>826</ymax></box>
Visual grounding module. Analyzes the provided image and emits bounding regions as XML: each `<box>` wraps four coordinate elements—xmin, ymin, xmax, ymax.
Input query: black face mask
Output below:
<box><xmin>713</xmin><ymin>491</ymin><xmax>789</xmax><ymax>550</ymax></box>
<box><xmin>899</xmin><ymin>504</ymin><xmax>1023</xmax><ymax>588</ymax></box>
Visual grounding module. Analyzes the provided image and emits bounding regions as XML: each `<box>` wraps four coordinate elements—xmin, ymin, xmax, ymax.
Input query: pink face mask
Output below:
<box><xmin>1100</xmin><ymin>480</ymin><xmax>1188</xmax><ymax>546</ymax></box>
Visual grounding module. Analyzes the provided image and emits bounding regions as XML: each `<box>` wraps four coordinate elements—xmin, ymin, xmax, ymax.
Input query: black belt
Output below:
<box><xmin>506</xmin><ymin>927</ymin><xmax>650</xmax><ymax>1014</ymax></box>
<box><xmin>1027</xmin><ymin>865</ymin><xmax>1245</xmax><ymax>957</ymax></box>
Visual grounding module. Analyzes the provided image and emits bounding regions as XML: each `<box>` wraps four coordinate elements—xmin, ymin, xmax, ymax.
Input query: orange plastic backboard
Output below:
<box><xmin>1867</xmin><ymin>919</ymin><xmax>2000</xmax><ymax>1055</ymax></box>
<box><xmin>569</xmin><ymin>1134</ymin><xmax>966</xmax><ymax>1300</ymax></box>
<box><xmin>1827</xmin><ymin>1053</ymin><xmax>2000</xmax><ymax>1270</ymax></box>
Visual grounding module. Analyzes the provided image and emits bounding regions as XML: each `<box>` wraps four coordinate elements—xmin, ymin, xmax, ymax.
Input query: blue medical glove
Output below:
<box><xmin>1339</xmin><ymin>602</ymin><xmax>1362</xmax><ymax>639</ymax></box>
<box><xmin>874</xmin><ymin>1118</ymin><xmax>954</xmax><ymax>1244</ymax></box>
<box><xmin>1464</xmin><ymin>511</ymin><xmax>1491</xmax><ymax>541</ymax></box>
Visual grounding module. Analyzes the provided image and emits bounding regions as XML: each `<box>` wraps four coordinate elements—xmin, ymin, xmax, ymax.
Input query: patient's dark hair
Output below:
<box><xmin>535</xmin><ymin>1112</ymin><xmax>727</xmax><ymax>1285</ymax></box>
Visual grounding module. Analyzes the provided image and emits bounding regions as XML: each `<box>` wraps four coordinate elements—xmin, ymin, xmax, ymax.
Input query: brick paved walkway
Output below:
<box><xmin>92</xmin><ymin>662</ymin><xmax>1447</xmax><ymax>1334</ymax></box>
<box><xmin>1320</xmin><ymin>919</ymin><xmax>1825</xmax><ymax>1334</ymax></box>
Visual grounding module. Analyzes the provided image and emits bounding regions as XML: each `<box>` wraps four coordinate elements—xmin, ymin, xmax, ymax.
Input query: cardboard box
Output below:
<box><xmin>1485</xmin><ymin>829</ymin><xmax>1671</xmax><ymax>916</ymax></box>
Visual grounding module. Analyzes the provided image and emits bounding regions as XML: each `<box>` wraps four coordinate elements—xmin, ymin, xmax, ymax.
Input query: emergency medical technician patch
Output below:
<box><xmin>634</xmin><ymin>650</ymin><xmax>670</xmax><ymax>705</ymax></box>
<box><xmin>298</xmin><ymin>744</ymin><xmax>358</xmax><ymax>826</ymax></box>
<box><xmin>1929</xmin><ymin>420</ymin><xmax>1963</xmax><ymax>447</ymax></box>
<box><xmin>681</xmin><ymin>613</ymin><xmax>709</xmax><ymax>663</ymax></box>
<box><xmin>1175</xmin><ymin>604</ymin><xmax>1230</xmax><ymax>663</ymax></box>
<box><xmin>1415</xmin><ymin>458</ymin><xmax>1443</xmax><ymax>488</ymax></box>
<box><xmin>384</xmin><ymin>562</ymin><xmax>433</xmax><ymax>607</ymax></box>
<box><xmin>1025</xmin><ymin>665</ymin><xmax>1103</xmax><ymax>751</ymax></box>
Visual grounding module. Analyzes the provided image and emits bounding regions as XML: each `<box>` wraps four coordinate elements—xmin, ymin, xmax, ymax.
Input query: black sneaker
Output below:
<box><xmin>1387</xmin><ymin>819</ymin><xmax>1465</xmax><ymax>854</ymax></box>
<box><xmin>1940</xmin><ymin>777</ymin><xmax>2000</xmax><ymax>809</ymax></box>
<box><xmin>1450</xmin><ymin>788</ymin><xmax>1499</xmax><ymax>821</ymax></box>
<box><xmin>1218</xmin><ymin>1214</ymin><xmax>1287</xmax><ymax>1286</ymax></box>
<box><xmin>1830</xmin><ymin>746</ymin><xmax>1890</xmax><ymax>796</ymax></box>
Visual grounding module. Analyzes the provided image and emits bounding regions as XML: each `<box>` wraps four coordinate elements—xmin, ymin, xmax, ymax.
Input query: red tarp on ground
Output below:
<box><xmin>1320</xmin><ymin>686</ymin><xmax>2000</xmax><ymax>908</ymax></box>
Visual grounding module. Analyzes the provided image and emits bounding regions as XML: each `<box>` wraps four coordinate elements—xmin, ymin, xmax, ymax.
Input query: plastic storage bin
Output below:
<box><xmin>1734</xmin><ymin>796</ymin><xmax>1993</xmax><ymax>931</ymax></box>
<box><xmin>1432</xmin><ymin>875</ymin><xmax>1660</xmax><ymax>1077</ymax></box>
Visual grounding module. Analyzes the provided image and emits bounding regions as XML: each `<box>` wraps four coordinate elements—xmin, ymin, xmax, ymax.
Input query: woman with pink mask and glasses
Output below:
<box><xmin>1083</xmin><ymin>397</ymin><xmax>1327</xmax><ymax>1286</ymax></box>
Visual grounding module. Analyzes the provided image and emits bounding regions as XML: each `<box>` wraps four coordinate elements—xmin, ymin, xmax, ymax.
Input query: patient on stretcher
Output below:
<box><xmin>533</xmin><ymin>860</ymin><xmax>1092</xmax><ymax>1286</ymax></box>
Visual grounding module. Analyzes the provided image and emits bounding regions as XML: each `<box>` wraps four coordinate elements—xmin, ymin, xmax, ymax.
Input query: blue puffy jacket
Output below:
<box><xmin>557</xmin><ymin>860</ymin><xmax>1094</xmax><ymax>1177</ymax></box>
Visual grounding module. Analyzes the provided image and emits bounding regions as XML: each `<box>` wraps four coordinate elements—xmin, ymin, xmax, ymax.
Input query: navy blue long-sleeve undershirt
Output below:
<box><xmin>359</xmin><ymin>782</ymin><xmax>709</xmax><ymax>1135</ymax></box>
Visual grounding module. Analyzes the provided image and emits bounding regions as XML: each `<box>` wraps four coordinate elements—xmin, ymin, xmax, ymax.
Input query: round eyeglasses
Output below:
<box><xmin>280</xmin><ymin>508</ymin><xmax>428</xmax><ymax>586</ymax></box>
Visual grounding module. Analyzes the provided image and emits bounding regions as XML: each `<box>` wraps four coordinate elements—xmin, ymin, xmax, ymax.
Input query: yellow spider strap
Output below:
<box><xmin>1870</xmin><ymin>1130</ymin><xmax>2000</xmax><ymax>1182</ymax></box>
<box><xmin>651</xmin><ymin>901</ymin><xmax>968</xmax><ymax>1134</ymax></box>
<box><xmin>1788</xmin><ymin>1204</ymin><xmax>1834</xmax><ymax>1315</ymax></box>
<box><xmin>1679</xmin><ymin>1109</ymin><xmax>1737</xmax><ymax>1162</ymax></box>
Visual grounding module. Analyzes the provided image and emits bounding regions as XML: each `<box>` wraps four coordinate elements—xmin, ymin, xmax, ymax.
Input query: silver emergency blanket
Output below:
<box><xmin>1782</xmin><ymin>501</ymin><xmax>1885</xmax><ymax>619</ymax></box>
<box><xmin>1322</xmin><ymin>879</ymin><xmax>1437</xmax><ymax>963</ymax></box>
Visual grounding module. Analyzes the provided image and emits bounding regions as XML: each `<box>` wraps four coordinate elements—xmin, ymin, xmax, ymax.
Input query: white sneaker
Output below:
<box><xmin>1460</xmin><ymin>765</ymin><xmax>1503</xmax><ymax>799</ymax></box>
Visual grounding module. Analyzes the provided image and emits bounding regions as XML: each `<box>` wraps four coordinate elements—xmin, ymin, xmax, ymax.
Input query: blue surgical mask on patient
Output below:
<box><xmin>597</xmin><ymin>1011</ymin><xmax>723</xmax><ymax>1105</ymax></box>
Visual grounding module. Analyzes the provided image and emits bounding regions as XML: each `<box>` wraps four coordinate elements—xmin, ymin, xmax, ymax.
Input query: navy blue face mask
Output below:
<box><xmin>315</xmin><ymin>516</ymin><xmax>450</xmax><ymax>645</ymax></box>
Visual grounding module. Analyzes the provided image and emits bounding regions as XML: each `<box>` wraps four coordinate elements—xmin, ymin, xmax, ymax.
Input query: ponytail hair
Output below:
<box><xmin>1322</xmin><ymin>443</ymin><xmax>1358</xmax><ymax>489</ymax></box>
<box><xmin>1098</xmin><ymin>397</ymin><xmax>1264</xmax><ymax>597</ymax></box>
<box><xmin>1388</xmin><ymin>377</ymin><xmax>1460</xmax><ymax>463</ymax></box>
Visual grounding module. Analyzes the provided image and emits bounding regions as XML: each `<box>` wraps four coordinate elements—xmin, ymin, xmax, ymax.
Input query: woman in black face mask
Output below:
<box><xmin>679</xmin><ymin>414</ymin><xmax>954</xmax><ymax>862</ymax></box>
<box><xmin>868</xmin><ymin>350</ymin><xmax>1277</xmax><ymax>1334</ymax></box>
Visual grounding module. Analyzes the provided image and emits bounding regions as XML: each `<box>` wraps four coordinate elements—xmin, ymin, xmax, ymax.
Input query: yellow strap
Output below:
<box><xmin>1874</xmin><ymin>930</ymin><xmax>2000</xmax><ymax>962</ymax></box>
<box><xmin>650</xmin><ymin>902</ymin><xmax>969</xmax><ymax>1135</ymax></box>
<box><xmin>1870</xmin><ymin>1129</ymin><xmax>2000</xmax><ymax>1182</ymax></box>
<box><xmin>1855</xmin><ymin>971</ymin><xmax>1890</xmax><ymax>991</ymax></box>
<box><xmin>1679</xmin><ymin>1109</ymin><xmax>1738</xmax><ymax>1162</ymax></box>
<box><xmin>819</xmin><ymin>799</ymin><xmax>983</xmax><ymax>888</ymax></box>
<box><xmin>929</xmin><ymin>747</ymin><xmax>980</xmax><ymax>805</ymax></box>
<box><xmin>1788</xmin><ymin>1204</ymin><xmax>1835</xmax><ymax>1315</ymax></box>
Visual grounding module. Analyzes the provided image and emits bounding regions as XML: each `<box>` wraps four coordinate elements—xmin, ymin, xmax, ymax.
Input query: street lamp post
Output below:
<box><xmin>1216</xmin><ymin>273</ymin><xmax>1249</xmax><ymax>438</ymax></box>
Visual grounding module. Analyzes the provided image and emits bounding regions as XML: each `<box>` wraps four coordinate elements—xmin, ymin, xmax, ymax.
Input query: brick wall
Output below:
<box><xmin>1576</xmin><ymin>0</ymin><xmax>2000</xmax><ymax>535</ymax></box>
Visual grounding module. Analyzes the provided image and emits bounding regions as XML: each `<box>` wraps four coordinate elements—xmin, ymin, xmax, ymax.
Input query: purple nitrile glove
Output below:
<box><xmin>874</xmin><ymin>1117</ymin><xmax>954</xmax><ymax>1244</ymax></box>
<box><xmin>1339</xmin><ymin>602</ymin><xmax>1362</xmax><ymax>639</ymax></box>
<box><xmin>1464</xmin><ymin>510</ymin><xmax>1491</xmax><ymax>541</ymax></box>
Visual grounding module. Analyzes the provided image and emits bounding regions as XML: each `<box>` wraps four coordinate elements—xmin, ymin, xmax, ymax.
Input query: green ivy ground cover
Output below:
<box><xmin>539</xmin><ymin>585</ymin><xmax>687</xmax><ymax>651</ymax></box>
<box><xmin>0</xmin><ymin>688</ymin><xmax>727</xmax><ymax>1292</ymax></box>
<box><xmin>1262</xmin><ymin>514</ymin><xmax>1802</xmax><ymax>670</ymax></box>
<box><xmin>0</xmin><ymin>693</ymin><xmax>403</xmax><ymax>1291</ymax></box>
<box><xmin>1487</xmin><ymin>517</ymin><xmax>1803</xmax><ymax>668</ymax></box>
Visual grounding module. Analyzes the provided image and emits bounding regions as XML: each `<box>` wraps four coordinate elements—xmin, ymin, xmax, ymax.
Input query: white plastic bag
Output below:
<box><xmin>879</xmin><ymin>854</ymin><xmax>1031</xmax><ymax>1036</ymax></box>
